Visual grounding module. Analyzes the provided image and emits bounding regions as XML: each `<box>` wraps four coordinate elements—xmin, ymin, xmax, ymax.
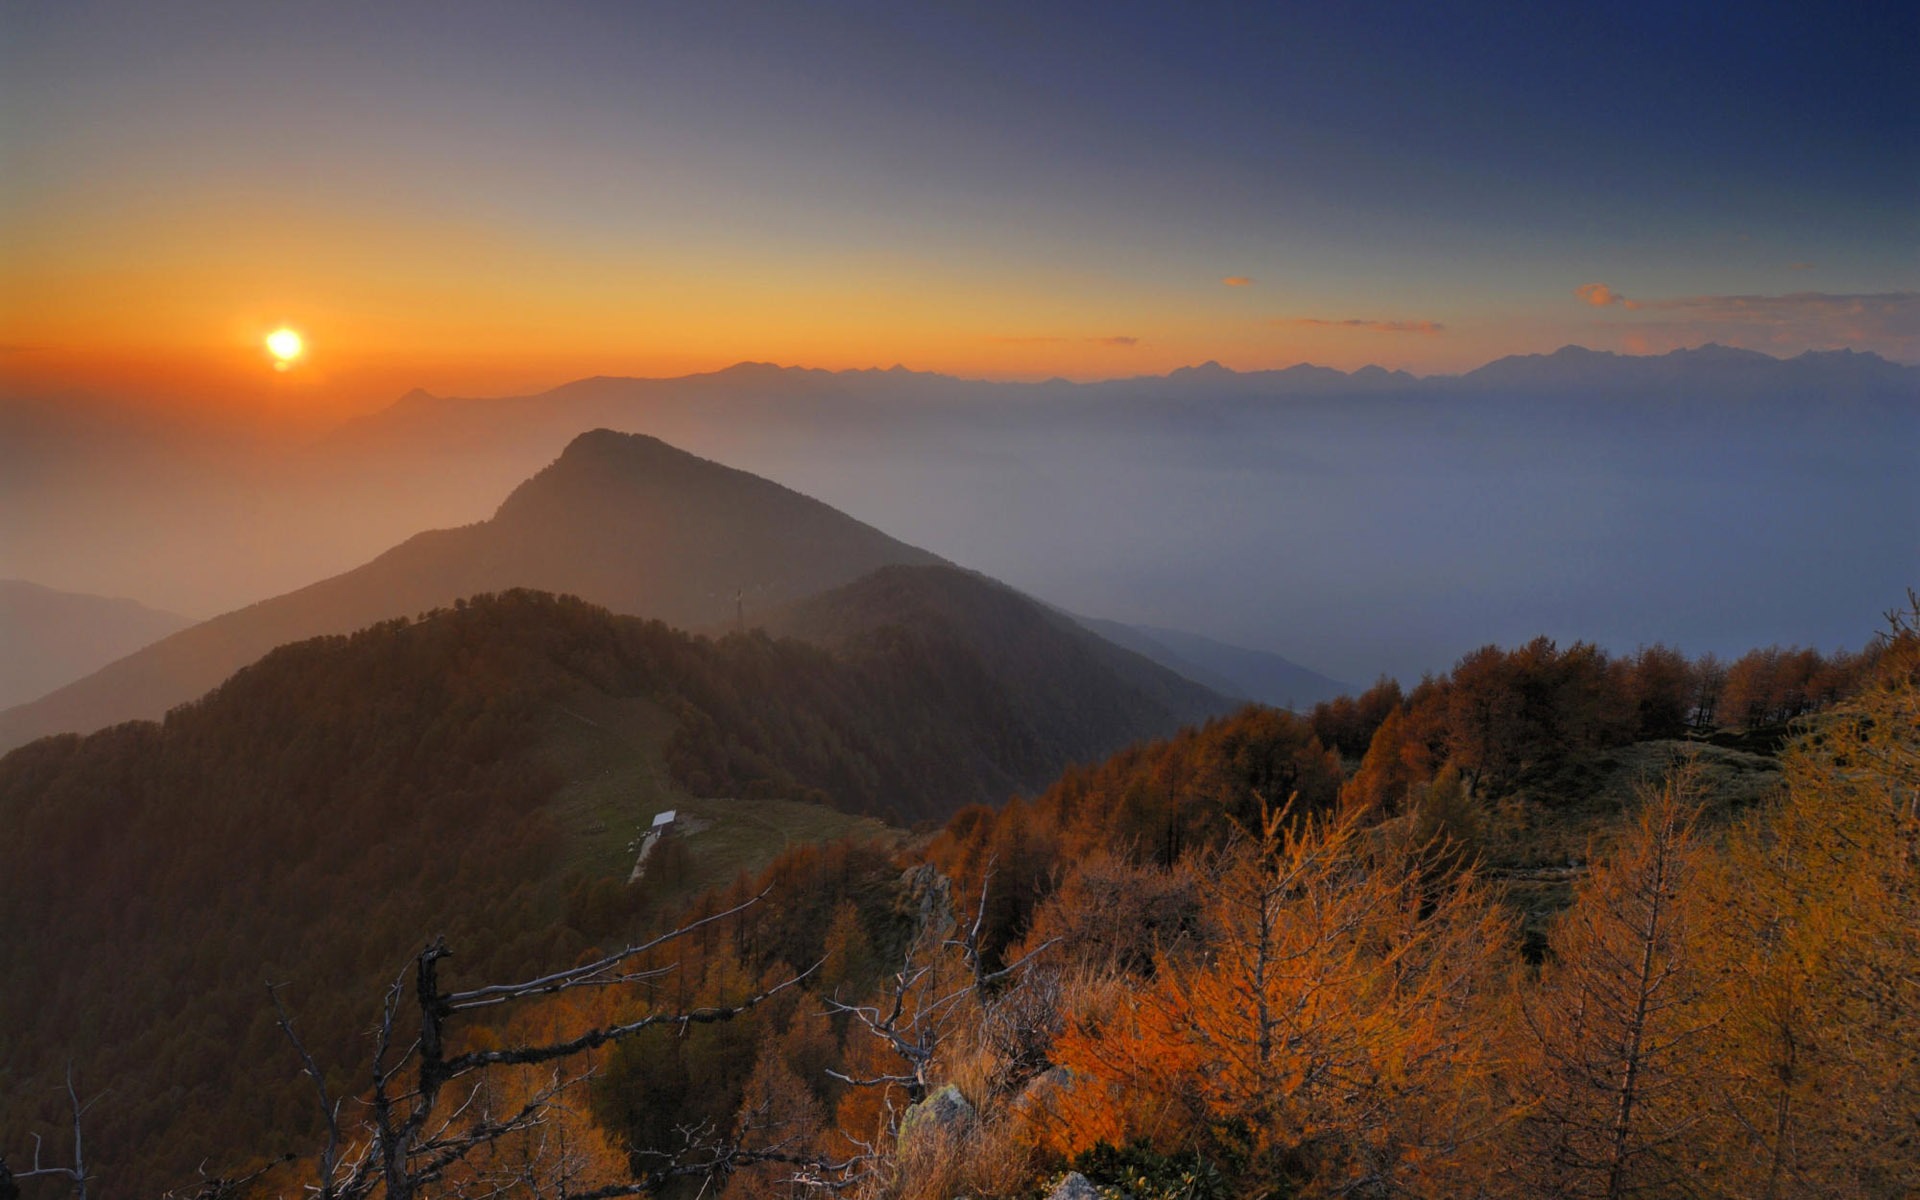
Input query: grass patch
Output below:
<box><xmin>1481</xmin><ymin>738</ymin><xmax>1783</xmax><ymax>952</ymax></box>
<box><xmin>636</xmin><ymin>795</ymin><xmax>901</xmax><ymax>913</ymax></box>
<box><xmin>540</xmin><ymin>689</ymin><xmax>691</xmax><ymax>877</ymax></box>
<box><xmin>536</xmin><ymin>687</ymin><xmax>899</xmax><ymax>916</ymax></box>
<box><xmin>1488</xmin><ymin>738</ymin><xmax>1781</xmax><ymax>868</ymax></box>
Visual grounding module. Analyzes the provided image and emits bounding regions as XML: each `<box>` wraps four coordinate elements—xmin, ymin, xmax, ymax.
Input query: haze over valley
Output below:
<box><xmin>6</xmin><ymin>344</ymin><xmax>1912</xmax><ymax>693</ymax></box>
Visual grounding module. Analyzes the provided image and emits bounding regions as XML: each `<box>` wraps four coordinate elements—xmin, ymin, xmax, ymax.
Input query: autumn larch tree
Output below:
<box><xmin>1047</xmin><ymin>799</ymin><xmax>1511</xmax><ymax>1198</ymax></box>
<box><xmin>1503</xmin><ymin>764</ymin><xmax>1715</xmax><ymax>1200</ymax></box>
<box><xmin>1687</xmin><ymin>597</ymin><xmax>1920</xmax><ymax>1197</ymax></box>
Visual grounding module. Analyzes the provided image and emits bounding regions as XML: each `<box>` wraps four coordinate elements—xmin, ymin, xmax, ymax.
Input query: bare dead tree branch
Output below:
<box><xmin>271</xmin><ymin>980</ymin><xmax>346</xmax><ymax>1200</ymax></box>
<box><xmin>441</xmin><ymin>891</ymin><xmax>767</xmax><ymax>1012</ymax></box>
<box><xmin>812</xmin><ymin>861</ymin><xmax>1062</xmax><ymax>1200</ymax></box>
<box><xmin>158</xmin><ymin>1152</ymin><xmax>299</xmax><ymax>1200</ymax></box>
<box><xmin>12</xmin><ymin>1066</ymin><xmax>101</xmax><ymax>1200</ymax></box>
<box><xmin>239</xmin><ymin>890</ymin><xmax>841</xmax><ymax>1200</ymax></box>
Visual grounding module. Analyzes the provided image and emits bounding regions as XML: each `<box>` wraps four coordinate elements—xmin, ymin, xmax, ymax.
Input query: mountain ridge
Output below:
<box><xmin>0</xmin><ymin>430</ymin><xmax>945</xmax><ymax>752</ymax></box>
<box><xmin>349</xmin><ymin>343</ymin><xmax>1919</xmax><ymax>418</ymax></box>
<box><xmin>8</xmin><ymin>343</ymin><xmax>1908</xmax><ymax>681</ymax></box>
<box><xmin>0</xmin><ymin>580</ymin><xmax>195</xmax><ymax>710</ymax></box>
<box><xmin>0</xmin><ymin>432</ymin><xmax>1236</xmax><ymax>759</ymax></box>
<box><xmin>758</xmin><ymin>564</ymin><xmax>1232</xmax><ymax>755</ymax></box>
<box><xmin>0</xmin><ymin>586</ymin><xmax>1221</xmax><ymax>1191</ymax></box>
<box><xmin>1071</xmin><ymin>615</ymin><xmax>1352</xmax><ymax>710</ymax></box>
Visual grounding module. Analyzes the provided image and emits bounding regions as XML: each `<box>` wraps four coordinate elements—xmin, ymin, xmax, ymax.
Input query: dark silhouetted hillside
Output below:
<box><xmin>759</xmin><ymin>564</ymin><xmax>1233</xmax><ymax>769</ymax></box>
<box><xmin>0</xmin><ymin>586</ymin><xmax>1211</xmax><ymax>1193</ymax></box>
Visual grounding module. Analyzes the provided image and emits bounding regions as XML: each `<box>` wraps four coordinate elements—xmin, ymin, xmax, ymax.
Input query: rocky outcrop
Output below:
<box><xmin>1045</xmin><ymin>1172</ymin><xmax>1100</xmax><ymax>1200</ymax></box>
<box><xmin>896</xmin><ymin>1082</ymin><xmax>974</xmax><ymax>1152</ymax></box>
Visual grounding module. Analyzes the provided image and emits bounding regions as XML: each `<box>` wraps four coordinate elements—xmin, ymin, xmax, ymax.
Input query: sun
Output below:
<box><xmin>265</xmin><ymin>327</ymin><xmax>304</xmax><ymax>369</ymax></box>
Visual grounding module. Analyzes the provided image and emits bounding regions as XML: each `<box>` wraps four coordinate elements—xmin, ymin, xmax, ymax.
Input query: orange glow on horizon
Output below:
<box><xmin>0</xmin><ymin>191</ymin><xmax>1528</xmax><ymax>418</ymax></box>
<box><xmin>0</xmin><ymin>210</ymin><xmax>1546</xmax><ymax>415</ymax></box>
<box><xmin>0</xmin><ymin>319</ymin><xmax>1523</xmax><ymax>422</ymax></box>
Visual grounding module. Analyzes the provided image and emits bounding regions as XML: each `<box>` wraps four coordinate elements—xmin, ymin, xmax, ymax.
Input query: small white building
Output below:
<box><xmin>630</xmin><ymin>811</ymin><xmax>679</xmax><ymax>883</ymax></box>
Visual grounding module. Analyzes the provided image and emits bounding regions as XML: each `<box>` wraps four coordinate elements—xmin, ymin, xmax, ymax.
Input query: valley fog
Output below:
<box><xmin>7</xmin><ymin>351</ymin><xmax>1912</xmax><ymax>683</ymax></box>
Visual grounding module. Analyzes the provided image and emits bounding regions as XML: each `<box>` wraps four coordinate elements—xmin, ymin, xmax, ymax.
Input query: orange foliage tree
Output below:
<box><xmin>1044</xmin><ymin>800</ymin><xmax>1512</xmax><ymax>1197</ymax></box>
<box><xmin>1501</xmin><ymin>765</ymin><xmax>1716</xmax><ymax>1199</ymax></box>
<box><xmin>1685</xmin><ymin>601</ymin><xmax>1920</xmax><ymax>1197</ymax></box>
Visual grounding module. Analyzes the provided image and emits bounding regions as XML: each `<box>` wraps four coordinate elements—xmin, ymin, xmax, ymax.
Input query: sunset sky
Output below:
<box><xmin>5</xmin><ymin>0</ymin><xmax>1916</xmax><ymax>415</ymax></box>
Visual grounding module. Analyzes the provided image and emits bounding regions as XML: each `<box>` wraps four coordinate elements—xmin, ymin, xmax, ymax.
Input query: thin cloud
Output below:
<box><xmin>1576</xmin><ymin>283</ymin><xmax>1642</xmax><ymax>310</ymax></box>
<box><xmin>1788</xmin><ymin>262</ymin><xmax>1815</xmax><ymax>271</ymax></box>
<box><xmin>991</xmin><ymin>335</ymin><xmax>1142</xmax><ymax>348</ymax></box>
<box><xmin>1278</xmin><ymin>317</ymin><xmax>1445</xmax><ymax>335</ymax></box>
<box><xmin>1221</xmin><ymin>276</ymin><xmax>1255</xmax><ymax>287</ymax></box>
<box><xmin>1642</xmin><ymin>290</ymin><xmax>1915</xmax><ymax>319</ymax></box>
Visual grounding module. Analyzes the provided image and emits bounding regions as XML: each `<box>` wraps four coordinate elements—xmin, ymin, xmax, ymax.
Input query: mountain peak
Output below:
<box><xmin>498</xmin><ymin>429</ymin><xmax>788</xmax><ymax>527</ymax></box>
<box><xmin>516</xmin><ymin>428</ymin><xmax>696</xmax><ymax>493</ymax></box>
<box><xmin>1170</xmin><ymin>360</ymin><xmax>1236</xmax><ymax>380</ymax></box>
<box><xmin>555</xmin><ymin>426</ymin><xmax>672</xmax><ymax>459</ymax></box>
<box><xmin>481</xmin><ymin>430</ymin><xmax>945</xmax><ymax>626</ymax></box>
<box><xmin>714</xmin><ymin>360</ymin><xmax>796</xmax><ymax>379</ymax></box>
<box><xmin>0</xmin><ymin>431</ymin><xmax>949</xmax><ymax>753</ymax></box>
<box><xmin>1669</xmin><ymin>342</ymin><xmax>1772</xmax><ymax>364</ymax></box>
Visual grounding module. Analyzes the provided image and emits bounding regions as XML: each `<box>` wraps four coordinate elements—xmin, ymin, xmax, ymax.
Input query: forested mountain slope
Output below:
<box><xmin>5</xmin><ymin>598</ymin><xmax>1909</xmax><ymax>1199</ymax></box>
<box><xmin>0</xmin><ymin>587</ymin><xmax>1223</xmax><ymax>1193</ymax></box>
<box><xmin>760</xmin><ymin>564</ymin><xmax>1231</xmax><ymax>757</ymax></box>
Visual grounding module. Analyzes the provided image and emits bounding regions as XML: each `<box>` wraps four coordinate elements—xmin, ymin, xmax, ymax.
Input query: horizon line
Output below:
<box><xmin>388</xmin><ymin>340</ymin><xmax>1912</xmax><ymax>404</ymax></box>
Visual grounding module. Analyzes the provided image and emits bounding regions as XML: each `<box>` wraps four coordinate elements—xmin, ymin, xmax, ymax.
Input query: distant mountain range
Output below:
<box><xmin>1453</xmin><ymin>342</ymin><xmax>1915</xmax><ymax>395</ymax></box>
<box><xmin>0</xmin><ymin>430</ymin><xmax>1230</xmax><ymax>754</ymax></box>
<box><xmin>1073</xmin><ymin>615</ymin><xmax>1351</xmax><ymax>710</ymax></box>
<box><xmin>0</xmin><ymin>580</ymin><xmax>193</xmax><ymax>710</ymax></box>
<box><xmin>4</xmin><ymin>343</ymin><xmax>1910</xmax><ymax>682</ymax></box>
<box><xmin>333</xmin><ymin>344</ymin><xmax>1918</xmax><ymax>430</ymax></box>
<box><xmin>296</xmin><ymin>346</ymin><xmax>1917</xmax><ymax>498</ymax></box>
